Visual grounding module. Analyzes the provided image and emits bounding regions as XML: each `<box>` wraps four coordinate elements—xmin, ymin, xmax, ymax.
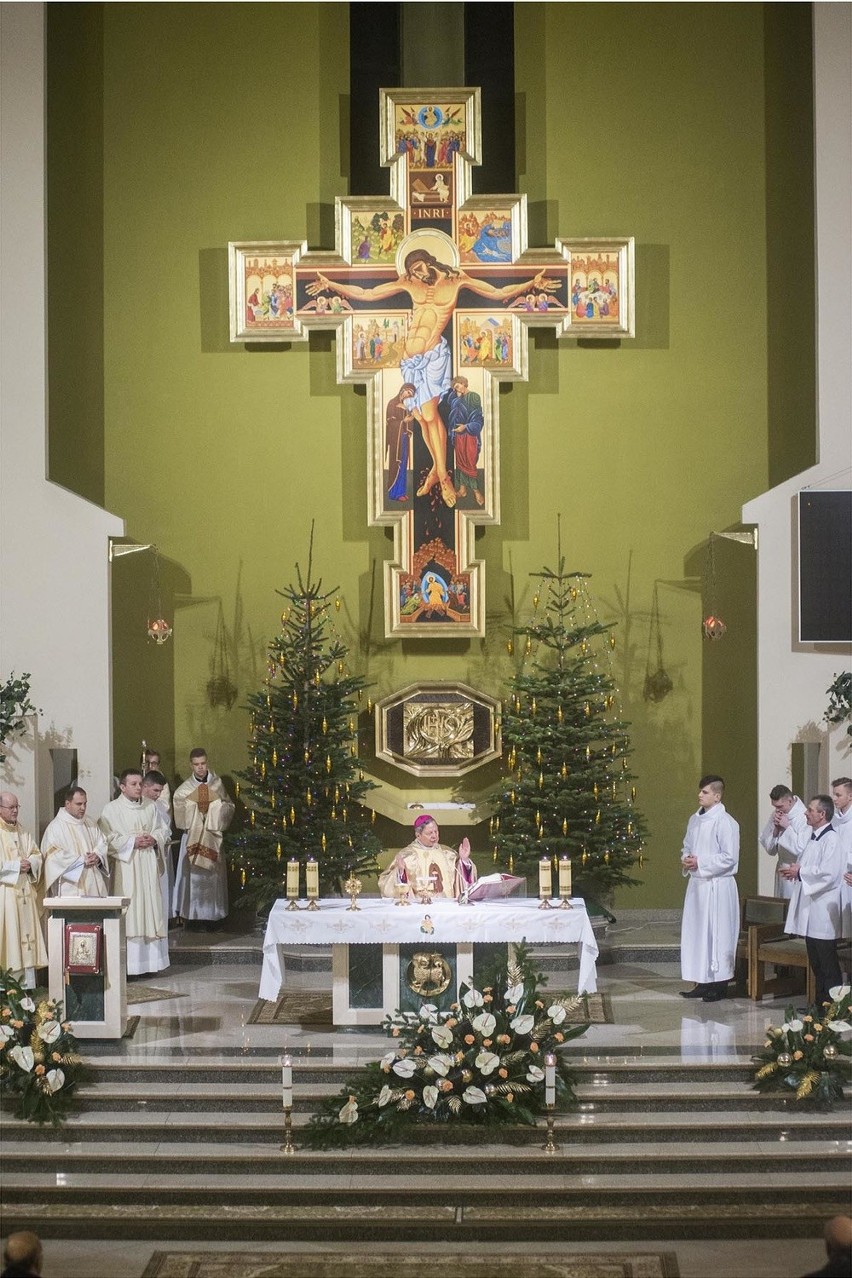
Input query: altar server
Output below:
<box><xmin>99</xmin><ymin>769</ymin><xmax>169</xmax><ymax>974</ymax></box>
<box><xmin>830</xmin><ymin>776</ymin><xmax>852</xmax><ymax>939</ymax></box>
<box><xmin>141</xmin><ymin>770</ymin><xmax>175</xmax><ymax>928</ymax></box>
<box><xmin>172</xmin><ymin>748</ymin><xmax>234</xmax><ymax>926</ymax></box>
<box><xmin>759</xmin><ymin>784</ymin><xmax>808</xmax><ymax>899</ymax></box>
<box><xmin>41</xmin><ymin>786</ymin><xmax>109</xmax><ymax>898</ymax></box>
<box><xmin>781</xmin><ymin>794</ymin><xmax>844</xmax><ymax>1007</ymax></box>
<box><xmin>0</xmin><ymin>792</ymin><xmax>46</xmax><ymax>987</ymax></box>
<box><xmin>679</xmin><ymin>775</ymin><xmax>740</xmax><ymax>1003</ymax></box>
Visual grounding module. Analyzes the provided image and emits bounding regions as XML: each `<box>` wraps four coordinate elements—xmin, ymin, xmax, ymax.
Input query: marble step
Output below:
<box><xmin>2</xmin><ymin>1140</ymin><xmax>848</xmax><ymax>1177</ymax></box>
<box><xmin>57</xmin><ymin>1083</ymin><xmax>851</xmax><ymax>1126</ymax></box>
<box><xmin>84</xmin><ymin>1059</ymin><xmax>760</xmax><ymax>1085</ymax></box>
<box><xmin>2</xmin><ymin>1186</ymin><xmax>847</xmax><ymax>1243</ymax></box>
<box><xmin>5</xmin><ymin>1109</ymin><xmax>848</xmax><ymax>1147</ymax></box>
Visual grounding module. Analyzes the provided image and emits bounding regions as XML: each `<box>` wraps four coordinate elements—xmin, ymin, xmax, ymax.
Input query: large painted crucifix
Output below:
<box><xmin>229</xmin><ymin>88</ymin><xmax>634</xmax><ymax>639</ymax></box>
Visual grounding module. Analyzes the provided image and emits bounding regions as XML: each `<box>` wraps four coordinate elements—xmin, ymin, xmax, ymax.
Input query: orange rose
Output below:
<box><xmin>413</xmin><ymin>1046</ymin><xmax>423</xmax><ymax>1056</ymax></box>
<box><xmin>498</xmin><ymin>1068</ymin><xmax>508</xmax><ymax>1079</ymax></box>
<box><xmin>464</xmin><ymin>1034</ymin><xmax>475</xmax><ymax>1045</ymax></box>
<box><xmin>554</xmin><ymin>1032</ymin><xmax>564</xmax><ymax>1043</ymax></box>
<box><xmin>814</xmin><ymin>1024</ymin><xmax>824</xmax><ymax>1033</ymax></box>
<box><xmin>1</xmin><ymin>1008</ymin><xmax>10</xmax><ymax>1017</ymax></box>
<box><xmin>61</xmin><ymin>1023</ymin><xmax>70</xmax><ymax>1031</ymax></box>
<box><xmin>404</xmin><ymin>1089</ymin><xmax>415</xmax><ymax>1100</ymax></box>
<box><xmin>535</xmin><ymin>1000</ymin><xmax>544</xmax><ymax>1008</ymax></box>
<box><xmin>804</xmin><ymin>1034</ymin><xmax>815</xmax><ymax>1042</ymax></box>
<box><xmin>507</xmin><ymin>1005</ymin><xmax>516</xmax><ymax>1014</ymax></box>
<box><xmin>483</xmin><ymin>1039</ymin><xmax>493</xmax><ymax>1048</ymax></box>
<box><xmin>505</xmin><ymin>1092</ymin><xmax>514</xmax><ymax>1103</ymax></box>
<box><xmin>35</xmin><ymin>1064</ymin><xmax>45</xmax><ymax>1075</ymax></box>
<box><xmin>455</xmin><ymin>1052</ymin><xmax>464</xmax><ymax>1063</ymax></box>
<box><xmin>483</xmin><ymin>995</ymin><xmax>493</xmax><ymax>1004</ymax></box>
<box><xmin>497</xmin><ymin>1034</ymin><xmax>510</xmax><ymax>1045</ymax></box>
<box><xmin>530</xmin><ymin>1042</ymin><xmax>540</xmax><ymax>1053</ymax></box>
<box><xmin>51</xmin><ymin>1052</ymin><xmax>61</xmax><ymax>1062</ymax></box>
<box><xmin>11</xmin><ymin>1020</ymin><xmax>23</xmax><ymax>1029</ymax></box>
<box><xmin>446</xmin><ymin>1018</ymin><xmax>457</xmax><ymax>1028</ymax></box>
<box><xmin>440</xmin><ymin>1079</ymin><xmax>454</xmax><ymax>1092</ymax></box>
<box><xmin>392</xmin><ymin>1028</ymin><xmax>400</xmax><ymax>1037</ymax></box>
<box><xmin>793</xmin><ymin>1050</ymin><xmax>804</xmax><ymax>1060</ymax></box>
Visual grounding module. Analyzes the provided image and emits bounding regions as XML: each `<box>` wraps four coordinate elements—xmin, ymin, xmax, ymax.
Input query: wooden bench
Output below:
<box><xmin>733</xmin><ymin>896</ymin><xmax>787</xmax><ymax>995</ymax></box>
<box><xmin>749</xmin><ymin>930</ymin><xmax>816</xmax><ymax>1005</ymax></box>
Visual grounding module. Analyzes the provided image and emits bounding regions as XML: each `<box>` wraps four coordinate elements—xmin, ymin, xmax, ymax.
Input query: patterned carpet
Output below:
<box><xmin>246</xmin><ymin>990</ymin><xmax>613</xmax><ymax>1027</ymax></box>
<box><xmin>126</xmin><ymin>984</ymin><xmax>185</xmax><ymax>1005</ymax></box>
<box><xmin>141</xmin><ymin>1250</ymin><xmax>678</xmax><ymax>1277</ymax></box>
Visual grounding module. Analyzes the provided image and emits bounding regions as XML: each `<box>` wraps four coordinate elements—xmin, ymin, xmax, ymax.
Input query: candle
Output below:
<box><xmin>306</xmin><ymin>858</ymin><xmax>319</xmax><ymax>900</ymax></box>
<box><xmin>281</xmin><ymin>1054</ymin><xmax>293</xmax><ymax>1109</ymax></box>
<box><xmin>538</xmin><ymin>856</ymin><xmax>552</xmax><ymax>899</ymax></box>
<box><xmin>286</xmin><ymin>858</ymin><xmax>300</xmax><ymax>899</ymax></box>
<box><xmin>558</xmin><ymin>856</ymin><xmax>572</xmax><ymax>897</ymax></box>
<box><xmin>545</xmin><ymin>1052</ymin><xmax>556</xmax><ymax>1106</ymax></box>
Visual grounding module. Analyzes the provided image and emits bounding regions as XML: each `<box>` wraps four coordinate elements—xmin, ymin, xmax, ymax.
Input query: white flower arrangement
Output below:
<box><xmin>0</xmin><ymin>968</ymin><xmax>85</xmax><ymax>1126</ymax></box>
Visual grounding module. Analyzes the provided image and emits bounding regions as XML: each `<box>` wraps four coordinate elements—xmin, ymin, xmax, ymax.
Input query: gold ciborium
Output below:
<box><xmin>394</xmin><ymin>880</ymin><xmax>412</xmax><ymax>906</ymax></box>
<box><xmin>343</xmin><ymin>873</ymin><xmax>362</xmax><ymax>911</ymax></box>
<box><xmin>415</xmin><ymin>874</ymin><xmax>436</xmax><ymax>906</ymax></box>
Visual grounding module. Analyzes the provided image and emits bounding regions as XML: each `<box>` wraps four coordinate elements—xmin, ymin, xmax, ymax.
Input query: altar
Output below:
<box><xmin>258</xmin><ymin>896</ymin><xmax>599</xmax><ymax>1026</ymax></box>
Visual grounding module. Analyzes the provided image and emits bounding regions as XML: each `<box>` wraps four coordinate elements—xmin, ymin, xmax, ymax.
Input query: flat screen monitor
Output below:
<box><xmin>798</xmin><ymin>490</ymin><xmax>852</xmax><ymax>643</ymax></box>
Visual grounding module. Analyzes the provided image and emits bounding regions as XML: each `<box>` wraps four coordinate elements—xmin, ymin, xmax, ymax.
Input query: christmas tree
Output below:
<box><xmin>232</xmin><ymin>539</ymin><xmax>380</xmax><ymax>907</ymax></box>
<box><xmin>492</xmin><ymin>546</ymin><xmax>647</xmax><ymax>904</ymax></box>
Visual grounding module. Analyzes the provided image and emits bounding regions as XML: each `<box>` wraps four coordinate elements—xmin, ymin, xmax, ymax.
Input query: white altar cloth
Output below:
<box><xmin>258</xmin><ymin>896</ymin><xmax>598</xmax><ymax>1001</ymax></box>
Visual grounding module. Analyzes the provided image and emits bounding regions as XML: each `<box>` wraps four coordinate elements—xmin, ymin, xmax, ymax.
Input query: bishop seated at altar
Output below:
<box><xmin>378</xmin><ymin>814</ymin><xmax>478</xmax><ymax>900</ymax></box>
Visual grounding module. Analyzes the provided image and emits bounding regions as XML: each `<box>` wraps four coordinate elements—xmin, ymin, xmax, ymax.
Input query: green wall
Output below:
<box><xmin>47</xmin><ymin>2</ymin><xmax>815</xmax><ymax>908</ymax></box>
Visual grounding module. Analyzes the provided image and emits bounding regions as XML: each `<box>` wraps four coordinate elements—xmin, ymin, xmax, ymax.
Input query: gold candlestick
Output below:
<box><xmin>281</xmin><ymin>1106</ymin><xmax>295</xmax><ymax>1155</ymax></box>
<box><xmin>542</xmin><ymin>1104</ymin><xmax>559</xmax><ymax>1154</ymax></box>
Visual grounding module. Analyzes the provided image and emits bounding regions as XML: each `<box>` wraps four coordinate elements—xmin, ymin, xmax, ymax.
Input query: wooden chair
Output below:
<box><xmin>733</xmin><ymin>896</ymin><xmax>787</xmax><ymax>995</ymax></box>
<box><xmin>746</xmin><ymin>893</ymin><xmax>816</xmax><ymax>1004</ymax></box>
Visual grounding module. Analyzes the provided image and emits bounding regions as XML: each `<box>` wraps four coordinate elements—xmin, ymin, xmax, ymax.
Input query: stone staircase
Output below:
<box><xmin>2</xmin><ymin>1056</ymin><xmax>849</xmax><ymax>1244</ymax></box>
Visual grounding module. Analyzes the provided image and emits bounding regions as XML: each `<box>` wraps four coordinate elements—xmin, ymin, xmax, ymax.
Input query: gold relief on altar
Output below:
<box><xmin>376</xmin><ymin>681</ymin><xmax>500</xmax><ymax>778</ymax></box>
<box><xmin>406</xmin><ymin>951</ymin><xmax>452</xmax><ymax>998</ymax></box>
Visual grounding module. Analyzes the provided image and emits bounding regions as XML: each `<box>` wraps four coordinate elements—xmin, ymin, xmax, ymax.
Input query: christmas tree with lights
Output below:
<box><xmin>232</xmin><ymin>539</ymin><xmax>380</xmax><ymax>908</ymax></box>
<box><xmin>492</xmin><ymin>543</ymin><xmax>646</xmax><ymax>905</ymax></box>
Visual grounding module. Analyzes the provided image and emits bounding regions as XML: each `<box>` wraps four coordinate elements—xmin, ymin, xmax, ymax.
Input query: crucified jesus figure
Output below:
<box><xmin>306</xmin><ymin>248</ymin><xmax>560</xmax><ymax>507</ymax></box>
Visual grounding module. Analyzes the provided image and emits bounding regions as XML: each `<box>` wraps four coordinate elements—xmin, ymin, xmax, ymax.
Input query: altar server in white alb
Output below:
<box><xmin>0</xmin><ymin>792</ymin><xmax>47</xmax><ymax>987</ymax></box>
<box><xmin>173</xmin><ymin>749</ymin><xmax>234</xmax><ymax>926</ymax></box>
<box><xmin>781</xmin><ymin>794</ymin><xmax>844</xmax><ymax>1007</ymax></box>
<box><xmin>830</xmin><ymin>776</ymin><xmax>852</xmax><ymax>939</ymax></box>
<box><xmin>141</xmin><ymin>770</ymin><xmax>175</xmax><ymax>929</ymax></box>
<box><xmin>679</xmin><ymin>775</ymin><xmax>740</xmax><ymax>1004</ymax></box>
<box><xmin>759</xmin><ymin>783</ymin><xmax>808</xmax><ymax>899</ymax></box>
<box><xmin>99</xmin><ymin>768</ymin><xmax>169</xmax><ymax>974</ymax></box>
<box><xmin>41</xmin><ymin>786</ymin><xmax>109</xmax><ymax>898</ymax></box>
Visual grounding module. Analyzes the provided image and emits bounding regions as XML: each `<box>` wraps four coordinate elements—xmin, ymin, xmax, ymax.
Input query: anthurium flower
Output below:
<box><xmin>474</xmin><ymin>1051</ymin><xmax>500</xmax><ymax>1075</ymax></box>
<box><xmin>828</xmin><ymin>986</ymin><xmax>850</xmax><ymax>1001</ymax></box>
<box><xmin>378</xmin><ymin>1085</ymin><xmax>394</xmax><ymax>1107</ymax></box>
<box><xmin>526</xmin><ymin>1065</ymin><xmax>545</xmax><ymax>1082</ymax></box>
<box><xmin>380</xmin><ymin>1051</ymin><xmax>396</xmax><ymax>1069</ymax></box>
<box><xmin>462</xmin><ymin>987</ymin><xmax>484</xmax><ymax>1009</ymax></box>
<box><xmin>419</xmin><ymin>1004</ymin><xmax>438</xmax><ymax>1022</ymax></box>
<box><xmin>510</xmin><ymin>1014</ymin><xmax>535</xmax><ymax>1035</ymax></box>
<box><xmin>392</xmin><ymin>1057</ymin><xmax>417</xmax><ymax>1078</ymax></box>
<box><xmin>422</xmin><ymin>1085</ymin><xmax>439</xmax><ymax>1109</ymax></box>
<box><xmin>547</xmin><ymin>1003</ymin><xmax>567</xmax><ymax>1025</ymax></box>
<box><xmin>462</xmin><ymin>1085</ymin><xmax>487</xmax><ymax>1105</ymax></box>
<box><xmin>782</xmin><ymin>1019</ymin><xmax>804</xmax><ymax>1033</ymax></box>
<box><xmin>338</xmin><ymin>1097</ymin><xmax>359</xmax><ymax>1124</ymax></box>
<box><xmin>45</xmin><ymin>1068</ymin><xmax>65</xmax><ymax>1093</ymax></box>
<box><xmin>506</xmin><ymin>983</ymin><xmax>525</xmax><ymax>1005</ymax></box>
<box><xmin>8</xmin><ymin>1045</ymin><xmax>34</xmax><ymax>1072</ymax></box>
<box><xmin>427</xmin><ymin>1054</ymin><xmax>453</xmax><ymax>1076</ymax></box>
<box><xmin>40</xmin><ymin>1021</ymin><xmax>61</xmax><ymax>1045</ymax></box>
<box><xmin>20</xmin><ymin>996</ymin><xmax>35</xmax><ymax>1013</ymax></box>
<box><xmin>0</xmin><ymin>1024</ymin><xmax>14</xmax><ymax>1041</ymax></box>
<box><xmin>471</xmin><ymin>1011</ymin><xmax>496</xmax><ymax>1037</ymax></box>
<box><xmin>431</xmin><ymin>1024</ymin><xmax>453</xmax><ymax>1048</ymax></box>
<box><xmin>826</xmin><ymin>1021</ymin><xmax>851</xmax><ymax>1034</ymax></box>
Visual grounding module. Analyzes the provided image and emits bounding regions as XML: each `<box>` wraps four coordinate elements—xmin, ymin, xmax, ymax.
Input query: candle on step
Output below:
<box><xmin>281</xmin><ymin>1054</ymin><xmax>293</xmax><ymax>1109</ymax></box>
<box><xmin>544</xmin><ymin>1052</ymin><xmax>556</xmax><ymax>1106</ymax></box>
<box><xmin>306</xmin><ymin>858</ymin><xmax>319</xmax><ymax>900</ymax></box>
<box><xmin>538</xmin><ymin>857</ymin><xmax>552</xmax><ymax>900</ymax></box>
<box><xmin>558</xmin><ymin>856</ymin><xmax>572</xmax><ymax>897</ymax></box>
<box><xmin>286</xmin><ymin>858</ymin><xmax>300</xmax><ymax>899</ymax></box>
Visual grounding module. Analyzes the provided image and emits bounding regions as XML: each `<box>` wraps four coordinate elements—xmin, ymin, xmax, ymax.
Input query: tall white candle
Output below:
<box><xmin>282</xmin><ymin>1054</ymin><xmax>293</xmax><ymax>1109</ymax></box>
<box><xmin>306</xmin><ymin>858</ymin><xmax>319</xmax><ymax>900</ymax></box>
<box><xmin>538</xmin><ymin>857</ymin><xmax>552</xmax><ymax>899</ymax></box>
<box><xmin>545</xmin><ymin>1052</ymin><xmax>556</xmax><ymax>1106</ymax></box>
<box><xmin>558</xmin><ymin>856</ymin><xmax>572</xmax><ymax>897</ymax></box>
<box><xmin>286</xmin><ymin>859</ymin><xmax>300</xmax><ymax>899</ymax></box>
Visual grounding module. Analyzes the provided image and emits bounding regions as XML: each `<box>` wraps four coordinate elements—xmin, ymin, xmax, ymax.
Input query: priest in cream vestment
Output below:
<box><xmin>0</xmin><ymin>792</ymin><xmax>47</xmax><ymax>987</ymax></box>
<box><xmin>99</xmin><ymin>770</ymin><xmax>169</xmax><ymax>975</ymax></box>
<box><xmin>41</xmin><ymin>787</ymin><xmax>109</xmax><ymax>898</ymax></box>
<box><xmin>379</xmin><ymin>814</ymin><xmax>468</xmax><ymax>899</ymax></box>
<box><xmin>173</xmin><ymin>750</ymin><xmax>234</xmax><ymax>923</ymax></box>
